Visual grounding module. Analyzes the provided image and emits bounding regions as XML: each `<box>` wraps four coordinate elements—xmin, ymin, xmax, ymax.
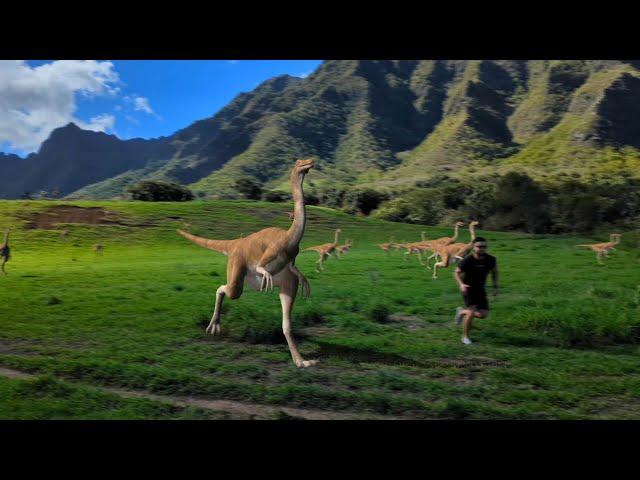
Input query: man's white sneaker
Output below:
<box><xmin>454</xmin><ymin>307</ymin><xmax>463</xmax><ymax>325</ymax></box>
<box><xmin>462</xmin><ymin>337</ymin><xmax>472</xmax><ymax>345</ymax></box>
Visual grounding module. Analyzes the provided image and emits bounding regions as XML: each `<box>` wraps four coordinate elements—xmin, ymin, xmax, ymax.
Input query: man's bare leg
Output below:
<box><xmin>462</xmin><ymin>308</ymin><xmax>487</xmax><ymax>344</ymax></box>
<box><xmin>461</xmin><ymin>308</ymin><xmax>475</xmax><ymax>344</ymax></box>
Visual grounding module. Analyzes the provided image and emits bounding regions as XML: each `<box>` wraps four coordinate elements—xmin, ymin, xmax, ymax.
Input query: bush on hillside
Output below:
<box><xmin>263</xmin><ymin>190</ymin><xmax>289</xmax><ymax>202</ymax></box>
<box><xmin>234</xmin><ymin>178</ymin><xmax>263</xmax><ymax>200</ymax></box>
<box><xmin>127</xmin><ymin>181</ymin><xmax>194</xmax><ymax>202</ymax></box>
<box><xmin>484</xmin><ymin>172</ymin><xmax>552</xmax><ymax>233</ymax></box>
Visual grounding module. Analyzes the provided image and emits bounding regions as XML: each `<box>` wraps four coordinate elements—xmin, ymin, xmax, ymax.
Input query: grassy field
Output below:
<box><xmin>0</xmin><ymin>199</ymin><xmax>639</xmax><ymax>419</ymax></box>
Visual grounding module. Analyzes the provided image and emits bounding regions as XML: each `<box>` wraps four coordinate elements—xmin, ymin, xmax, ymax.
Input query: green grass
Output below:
<box><xmin>0</xmin><ymin>375</ymin><xmax>243</xmax><ymax>420</ymax></box>
<box><xmin>0</xmin><ymin>199</ymin><xmax>639</xmax><ymax>419</ymax></box>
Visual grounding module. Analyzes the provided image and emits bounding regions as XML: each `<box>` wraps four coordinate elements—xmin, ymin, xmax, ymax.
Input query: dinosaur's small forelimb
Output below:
<box><xmin>256</xmin><ymin>250</ymin><xmax>278</xmax><ymax>292</ymax></box>
<box><xmin>257</xmin><ymin>267</ymin><xmax>274</xmax><ymax>292</ymax></box>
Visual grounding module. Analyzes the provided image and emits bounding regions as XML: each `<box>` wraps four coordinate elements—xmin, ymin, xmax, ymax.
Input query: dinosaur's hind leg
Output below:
<box><xmin>279</xmin><ymin>271</ymin><xmax>318</xmax><ymax>368</ymax></box>
<box><xmin>206</xmin><ymin>285</ymin><xmax>226</xmax><ymax>336</ymax></box>
<box><xmin>206</xmin><ymin>263</ymin><xmax>245</xmax><ymax>337</ymax></box>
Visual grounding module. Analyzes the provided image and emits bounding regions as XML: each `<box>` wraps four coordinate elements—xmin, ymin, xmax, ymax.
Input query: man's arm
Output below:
<box><xmin>454</xmin><ymin>266</ymin><xmax>470</xmax><ymax>294</ymax></box>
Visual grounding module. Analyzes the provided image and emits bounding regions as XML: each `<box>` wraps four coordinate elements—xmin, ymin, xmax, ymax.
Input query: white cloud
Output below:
<box><xmin>78</xmin><ymin>114</ymin><xmax>116</xmax><ymax>132</ymax></box>
<box><xmin>0</xmin><ymin>60</ymin><xmax>120</xmax><ymax>153</ymax></box>
<box><xmin>133</xmin><ymin>96</ymin><xmax>154</xmax><ymax>114</ymax></box>
<box><xmin>296</xmin><ymin>71</ymin><xmax>311</xmax><ymax>78</ymax></box>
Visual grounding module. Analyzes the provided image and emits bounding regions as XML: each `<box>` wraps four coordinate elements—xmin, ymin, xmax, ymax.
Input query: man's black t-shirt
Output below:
<box><xmin>458</xmin><ymin>253</ymin><xmax>496</xmax><ymax>288</ymax></box>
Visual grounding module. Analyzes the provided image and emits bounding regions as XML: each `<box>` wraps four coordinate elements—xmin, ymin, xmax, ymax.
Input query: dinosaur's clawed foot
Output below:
<box><xmin>205</xmin><ymin>323</ymin><xmax>221</xmax><ymax>336</ymax></box>
<box><xmin>296</xmin><ymin>359</ymin><xmax>319</xmax><ymax>368</ymax></box>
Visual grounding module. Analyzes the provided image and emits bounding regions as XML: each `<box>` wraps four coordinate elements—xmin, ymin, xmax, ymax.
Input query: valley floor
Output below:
<box><xmin>0</xmin><ymin>200</ymin><xmax>638</xmax><ymax>419</ymax></box>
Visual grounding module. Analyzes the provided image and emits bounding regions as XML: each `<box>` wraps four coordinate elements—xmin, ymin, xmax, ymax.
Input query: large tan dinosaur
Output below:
<box><xmin>429</xmin><ymin>221</ymin><xmax>479</xmax><ymax>278</ymax></box>
<box><xmin>302</xmin><ymin>228</ymin><xmax>342</xmax><ymax>272</ymax></box>
<box><xmin>576</xmin><ymin>233</ymin><xmax>621</xmax><ymax>264</ymax></box>
<box><xmin>177</xmin><ymin>159</ymin><xmax>317</xmax><ymax>368</ymax></box>
<box><xmin>1</xmin><ymin>229</ymin><xmax>10</xmax><ymax>275</ymax></box>
<box><xmin>430</xmin><ymin>221</ymin><xmax>465</xmax><ymax>247</ymax></box>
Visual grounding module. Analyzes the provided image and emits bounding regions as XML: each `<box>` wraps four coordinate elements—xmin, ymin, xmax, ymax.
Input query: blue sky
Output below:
<box><xmin>0</xmin><ymin>60</ymin><xmax>322</xmax><ymax>156</ymax></box>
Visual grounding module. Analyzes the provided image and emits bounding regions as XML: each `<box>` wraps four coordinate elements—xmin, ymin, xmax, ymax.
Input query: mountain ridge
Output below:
<box><xmin>1</xmin><ymin>60</ymin><xmax>639</xmax><ymax>200</ymax></box>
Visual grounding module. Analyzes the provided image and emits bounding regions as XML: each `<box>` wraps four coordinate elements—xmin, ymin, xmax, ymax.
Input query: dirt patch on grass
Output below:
<box><xmin>426</xmin><ymin>357</ymin><xmax>511</xmax><ymax>368</ymax></box>
<box><xmin>588</xmin><ymin>396</ymin><xmax>640</xmax><ymax>418</ymax></box>
<box><xmin>0</xmin><ymin>339</ymin><xmax>40</xmax><ymax>356</ymax></box>
<box><xmin>21</xmin><ymin>206</ymin><xmax>118</xmax><ymax>229</ymax></box>
<box><xmin>0</xmin><ymin>366</ymin><xmax>31</xmax><ymax>379</ymax></box>
<box><xmin>388</xmin><ymin>314</ymin><xmax>426</xmax><ymax>330</ymax></box>
<box><xmin>19</xmin><ymin>205</ymin><xmax>159</xmax><ymax>230</ymax></box>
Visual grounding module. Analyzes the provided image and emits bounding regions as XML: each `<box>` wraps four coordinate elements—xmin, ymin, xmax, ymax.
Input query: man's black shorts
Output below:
<box><xmin>463</xmin><ymin>287</ymin><xmax>489</xmax><ymax>311</ymax></box>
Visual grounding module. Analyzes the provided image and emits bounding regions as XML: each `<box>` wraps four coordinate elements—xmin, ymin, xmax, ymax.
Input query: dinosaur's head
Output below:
<box><xmin>455</xmin><ymin>221</ymin><xmax>465</xmax><ymax>227</ymax></box>
<box><xmin>293</xmin><ymin>158</ymin><xmax>314</xmax><ymax>177</ymax></box>
<box><xmin>470</xmin><ymin>220</ymin><xmax>480</xmax><ymax>227</ymax></box>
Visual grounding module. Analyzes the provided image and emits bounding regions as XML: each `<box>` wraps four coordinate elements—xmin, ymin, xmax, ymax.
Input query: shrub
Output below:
<box><xmin>127</xmin><ymin>181</ymin><xmax>194</xmax><ymax>202</ymax></box>
<box><xmin>373</xmin><ymin>189</ymin><xmax>445</xmax><ymax>225</ymax></box>
<box><xmin>316</xmin><ymin>185</ymin><xmax>347</xmax><ymax>209</ymax></box>
<box><xmin>304</xmin><ymin>192</ymin><xmax>320</xmax><ymax>206</ymax></box>
<box><xmin>234</xmin><ymin>178</ymin><xmax>262</xmax><ymax>200</ymax></box>
<box><xmin>344</xmin><ymin>189</ymin><xmax>389</xmax><ymax>215</ymax></box>
<box><xmin>486</xmin><ymin>172</ymin><xmax>552</xmax><ymax>233</ymax></box>
<box><xmin>263</xmin><ymin>190</ymin><xmax>288</xmax><ymax>202</ymax></box>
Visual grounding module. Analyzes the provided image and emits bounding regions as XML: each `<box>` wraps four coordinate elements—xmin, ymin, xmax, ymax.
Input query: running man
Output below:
<box><xmin>453</xmin><ymin>237</ymin><xmax>498</xmax><ymax>345</ymax></box>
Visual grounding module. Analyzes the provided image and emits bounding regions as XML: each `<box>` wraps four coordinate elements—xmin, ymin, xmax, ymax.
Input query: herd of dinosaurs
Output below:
<box><xmin>0</xmin><ymin>159</ymin><xmax>627</xmax><ymax>369</ymax></box>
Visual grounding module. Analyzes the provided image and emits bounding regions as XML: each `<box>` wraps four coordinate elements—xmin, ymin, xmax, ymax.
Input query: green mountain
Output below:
<box><xmin>2</xmin><ymin>60</ymin><xmax>639</xmax><ymax>200</ymax></box>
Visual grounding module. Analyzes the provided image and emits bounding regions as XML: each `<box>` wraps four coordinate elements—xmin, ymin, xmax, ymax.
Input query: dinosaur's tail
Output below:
<box><xmin>177</xmin><ymin>230</ymin><xmax>233</xmax><ymax>255</ymax></box>
<box><xmin>575</xmin><ymin>244</ymin><xmax>593</xmax><ymax>248</ymax></box>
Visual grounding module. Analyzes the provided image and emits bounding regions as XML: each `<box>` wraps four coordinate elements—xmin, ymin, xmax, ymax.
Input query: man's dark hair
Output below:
<box><xmin>473</xmin><ymin>237</ymin><xmax>487</xmax><ymax>244</ymax></box>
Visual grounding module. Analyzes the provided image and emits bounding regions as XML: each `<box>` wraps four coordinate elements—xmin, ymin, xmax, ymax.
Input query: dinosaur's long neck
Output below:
<box><xmin>286</xmin><ymin>174</ymin><xmax>306</xmax><ymax>248</ymax></box>
<box><xmin>612</xmin><ymin>235</ymin><xmax>620</xmax><ymax>245</ymax></box>
<box><xmin>333</xmin><ymin>230</ymin><xmax>340</xmax><ymax>245</ymax></box>
<box><xmin>421</xmin><ymin>231</ymin><xmax>426</xmax><ymax>242</ymax></box>
<box><xmin>451</xmin><ymin>225</ymin><xmax>459</xmax><ymax>242</ymax></box>
<box><xmin>469</xmin><ymin>224</ymin><xmax>476</xmax><ymax>241</ymax></box>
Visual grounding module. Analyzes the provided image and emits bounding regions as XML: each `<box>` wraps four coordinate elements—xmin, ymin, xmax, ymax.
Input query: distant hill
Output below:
<box><xmin>1</xmin><ymin>60</ymin><xmax>639</xmax><ymax>200</ymax></box>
